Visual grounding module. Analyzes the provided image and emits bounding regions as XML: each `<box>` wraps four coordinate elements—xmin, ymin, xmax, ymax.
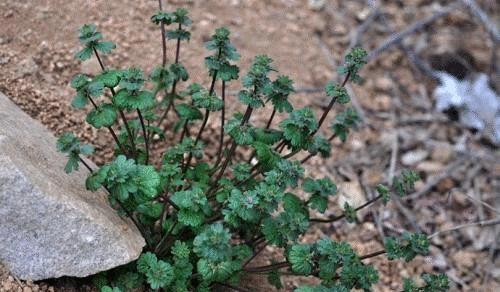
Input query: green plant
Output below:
<box><xmin>57</xmin><ymin>3</ymin><xmax>449</xmax><ymax>291</ymax></box>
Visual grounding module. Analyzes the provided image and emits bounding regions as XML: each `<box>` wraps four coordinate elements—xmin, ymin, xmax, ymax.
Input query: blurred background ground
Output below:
<box><xmin>0</xmin><ymin>0</ymin><xmax>499</xmax><ymax>291</ymax></box>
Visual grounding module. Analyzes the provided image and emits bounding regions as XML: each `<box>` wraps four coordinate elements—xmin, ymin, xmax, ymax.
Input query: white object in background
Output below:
<box><xmin>434</xmin><ymin>72</ymin><xmax>500</xmax><ymax>145</ymax></box>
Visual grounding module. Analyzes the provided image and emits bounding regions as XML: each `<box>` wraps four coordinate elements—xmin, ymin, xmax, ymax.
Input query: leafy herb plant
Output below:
<box><xmin>58</xmin><ymin>3</ymin><xmax>449</xmax><ymax>291</ymax></box>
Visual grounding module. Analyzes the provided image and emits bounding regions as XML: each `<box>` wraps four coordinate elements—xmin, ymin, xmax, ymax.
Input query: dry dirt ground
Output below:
<box><xmin>0</xmin><ymin>0</ymin><xmax>499</xmax><ymax>291</ymax></box>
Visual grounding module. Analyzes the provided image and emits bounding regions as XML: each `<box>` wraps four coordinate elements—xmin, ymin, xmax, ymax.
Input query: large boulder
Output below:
<box><xmin>0</xmin><ymin>92</ymin><xmax>145</xmax><ymax>281</ymax></box>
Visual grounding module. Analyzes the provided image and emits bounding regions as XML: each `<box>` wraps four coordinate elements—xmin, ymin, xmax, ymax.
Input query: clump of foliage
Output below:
<box><xmin>58</xmin><ymin>3</ymin><xmax>448</xmax><ymax>291</ymax></box>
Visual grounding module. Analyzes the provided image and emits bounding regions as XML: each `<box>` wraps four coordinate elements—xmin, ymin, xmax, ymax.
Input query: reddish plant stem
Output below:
<box><xmin>300</xmin><ymin>132</ymin><xmax>336</xmax><ymax>164</ymax></box>
<box><xmin>310</xmin><ymin>194</ymin><xmax>382</xmax><ymax>223</ymax></box>
<box><xmin>137</xmin><ymin>109</ymin><xmax>149</xmax><ymax>164</ymax></box>
<box><xmin>265</xmin><ymin>108</ymin><xmax>276</xmax><ymax>129</ymax></box>
<box><xmin>78</xmin><ymin>157</ymin><xmax>94</xmax><ymax>173</ymax></box>
<box><xmin>215</xmin><ymin>81</ymin><xmax>226</xmax><ymax>165</ymax></box>
<box><xmin>92</xmin><ymin>48</ymin><xmax>137</xmax><ymax>158</ymax></box>
<box><xmin>313</xmin><ymin>71</ymin><xmax>351</xmax><ymax>135</ymax></box>
<box><xmin>244</xmin><ymin>248</ymin><xmax>386</xmax><ymax>274</ymax></box>
<box><xmin>158</xmin><ymin>0</ymin><xmax>167</xmax><ymax>67</ymax></box>
<box><xmin>174</xmin><ymin>23</ymin><xmax>182</xmax><ymax>63</ymax></box>
<box><xmin>184</xmin><ymin>72</ymin><xmax>219</xmax><ymax>171</ymax></box>
<box><xmin>88</xmin><ymin>95</ymin><xmax>127</xmax><ymax>155</ymax></box>
<box><xmin>210</xmin><ymin>105</ymin><xmax>253</xmax><ymax>191</ymax></box>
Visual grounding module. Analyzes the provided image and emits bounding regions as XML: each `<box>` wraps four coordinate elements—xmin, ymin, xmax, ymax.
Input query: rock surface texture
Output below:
<box><xmin>0</xmin><ymin>92</ymin><xmax>145</xmax><ymax>281</ymax></box>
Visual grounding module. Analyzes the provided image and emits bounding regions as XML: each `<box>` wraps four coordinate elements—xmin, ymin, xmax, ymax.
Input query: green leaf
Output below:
<box><xmin>238</xmin><ymin>90</ymin><xmax>264</xmax><ymax>108</ymax></box>
<box><xmin>87</xmin><ymin>81</ymin><xmax>105</xmax><ymax>97</ymax></box>
<box><xmin>267</xmin><ymin>75</ymin><xmax>295</xmax><ymax>113</ymax></box>
<box><xmin>135</xmin><ymin>165</ymin><xmax>161</xmax><ymax>198</ymax></box>
<box><xmin>146</xmin><ymin>260</ymin><xmax>174</xmax><ymax>289</ymax></box>
<box><xmin>267</xmin><ymin>269</ymin><xmax>283</xmax><ymax>290</ymax></box>
<box><xmin>64</xmin><ymin>153</ymin><xmax>80</xmax><ymax>174</ymax></box>
<box><xmin>384</xmin><ymin>232</ymin><xmax>429</xmax><ymax>262</ymax></box>
<box><xmin>403</xmin><ymin>273</ymin><xmax>449</xmax><ymax>292</ymax></box>
<box><xmin>376</xmin><ymin>184</ymin><xmax>390</xmax><ymax>204</ymax></box>
<box><xmin>392</xmin><ymin>170</ymin><xmax>420</xmax><ymax>197</ymax></box>
<box><xmin>86</xmin><ymin>103</ymin><xmax>117</xmax><ymax>129</ymax></box>
<box><xmin>75</xmin><ymin>47</ymin><xmax>93</xmax><ymax>61</ymax></box>
<box><xmin>343</xmin><ymin>202</ymin><xmax>356</xmax><ymax>223</ymax></box>
<box><xmin>72</xmin><ymin>92</ymin><xmax>89</xmax><ymax>109</ymax></box>
<box><xmin>151</xmin><ymin>11</ymin><xmax>172</xmax><ymax>25</ymax></box>
<box><xmin>325</xmin><ymin>82</ymin><xmax>349</xmax><ymax>104</ymax></box>
<box><xmin>193</xmin><ymin>223</ymin><xmax>231</xmax><ymax>261</ymax></box>
<box><xmin>331</xmin><ymin>107</ymin><xmax>359</xmax><ymax>142</ymax></box>
<box><xmin>176</xmin><ymin>103</ymin><xmax>203</xmax><ymax>121</ymax></box>
<box><xmin>280</xmin><ymin>107</ymin><xmax>317</xmax><ymax>150</ymax></box>
<box><xmin>101</xmin><ymin>286</ymin><xmax>121</xmax><ymax>292</ymax></box>
<box><xmin>71</xmin><ymin>74</ymin><xmax>91</xmax><ymax>90</ymax></box>
<box><xmin>77</xmin><ymin>24</ymin><xmax>102</xmax><ymax>45</ymax></box>
<box><xmin>95</xmin><ymin>41</ymin><xmax>116</xmax><ymax>54</ymax></box>
<box><xmin>137</xmin><ymin>201</ymin><xmax>163</xmax><ymax>219</ymax></box>
<box><xmin>171</xmin><ymin>240</ymin><xmax>191</xmax><ymax>260</ymax></box>
<box><xmin>339</xmin><ymin>47</ymin><xmax>367</xmax><ymax>83</ymax></box>
<box><xmin>114</xmin><ymin>89</ymin><xmax>155</xmax><ymax>111</ymax></box>
<box><xmin>119</xmin><ymin>68</ymin><xmax>145</xmax><ymax>91</ymax></box>
<box><xmin>95</xmin><ymin>70</ymin><xmax>121</xmax><ymax>88</ymax></box>
<box><xmin>57</xmin><ymin>133</ymin><xmax>93</xmax><ymax>174</ymax></box>
<box><xmin>192</xmin><ymin>89</ymin><xmax>223</xmax><ymax>111</ymax></box>
<box><xmin>288</xmin><ymin>244</ymin><xmax>313</xmax><ymax>275</ymax></box>
<box><xmin>137</xmin><ymin>252</ymin><xmax>158</xmax><ymax>274</ymax></box>
<box><xmin>166</xmin><ymin>29</ymin><xmax>191</xmax><ymax>41</ymax></box>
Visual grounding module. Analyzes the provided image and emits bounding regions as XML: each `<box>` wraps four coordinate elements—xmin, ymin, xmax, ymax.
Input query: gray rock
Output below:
<box><xmin>0</xmin><ymin>92</ymin><xmax>145</xmax><ymax>281</ymax></box>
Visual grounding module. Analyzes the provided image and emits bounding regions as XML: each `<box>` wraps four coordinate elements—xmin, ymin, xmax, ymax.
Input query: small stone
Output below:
<box><xmin>416</xmin><ymin>161</ymin><xmax>444</xmax><ymax>173</ymax></box>
<box><xmin>356</xmin><ymin>7</ymin><xmax>371</xmax><ymax>21</ymax></box>
<box><xmin>451</xmin><ymin>250</ymin><xmax>475</xmax><ymax>270</ymax></box>
<box><xmin>332</xmin><ymin>25</ymin><xmax>348</xmax><ymax>35</ymax></box>
<box><xmin>431</xmin><ymin>144</ymin><xmax>453</xmax><ymax>163</ymax></box>
<box><xmin>338</xmin><ymin>181</ymin><xmax>366</xmax><ymax>209</ymax></box>
<box><xmin>402</xmin><ymin>149</ymin><xmax>429</xmax><ymax>166</ymax></box>
<box><xmin>436</xmin><ymin>177</ymin><xmax>455</xmax><ymax>192</ymax></box>
<box><xmin>15</xmin><ymin>57</ymin><xmax>38</xmax><ymax>78</ymax></box>
<box><xmin>23</xmin><ymin>287</ymin><xmax>32</xmax><ymax>292</ymax></box>
<box><xmin>308</xmin><ymin>0</ymin><xmax>326</xmax><ymax>11</ymax></box>
<box><xmin>375</xmin><ymin>76</ymin><xmax>392</xmax><ymax>91</ymax></box>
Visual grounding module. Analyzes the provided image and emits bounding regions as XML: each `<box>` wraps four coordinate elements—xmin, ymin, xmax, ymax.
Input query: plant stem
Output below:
<box><xmin>244</xmin><ymin>248</ymin><xmax>387</xmax><ymax>274</ymax></box>
<box><xmin>359</xmin><ymin>249</ymin><xmax>386</xmax><ymax>260</ymax></box>
<box><xmin>313</xmin><ymin>71</ymin><xmax>351</xmax><ymax>135</ymax></box>
<box><xmin>137</xmin><ymin>109</ymin><xmax>149</xmax><ymax>164</ymax></box>
<box><xmin>212</xmin><ymin>105</ymin><xmax>253</xmax><ymax>187</ymax></box>
<box><xmin>246</xmin><ymin>107</ymin><xmax>276</xmax><ymax>163</ymax></box>
<box><xmin>160</xmin><ymin>23</ymin><xmax>183</xmax><ymax>133</ymax></box>
<box><xmin>243</xmin><ymin>261</ymin><xmax>289</xmax><ymax>273</ymax></box>
<box><xmin>92</xmin><ymin>48</ymin><xmax>137</xmax><ymax>158</ymax></box>
<box><xmin>87</xmin><ymin>95</ymin><xmax>127</xmax><ymax>155</ymax></box>
<box><xmin>215</xmin><ymin>81</ymin><xmax>226</xmax><ymax>165</ymax></box>
<box><xmin>184</xmin><ymin>72</ymin><xmax>219</xmax><ymax>172</ymax></box>
<box><xmin>310</xmin><ymin>194</ymin><xmax>382</xmax><ymax>223</ymax></box>
<box><xmin>300</xmin><ymin>132</ymin><xmax>336</xmax><ymax>164</ymax></box>
<box><xmin>265</xmin><ymin>108</ymin><xmax>276</xmax><ymax>129</ymax></box>
<box><xmin>155</xmin><ymin>221</ymin><xmax>177</xmax><ymax>254</ymax></box>
<box><xmin>158</xmin><ymin>0</ymin><xmax>167</xmax><ymax>67</ymax></box>
<box><xmin>78</xmin><ymin>157</ymin><xmax>94</xmax><ymax>173</ymax></box>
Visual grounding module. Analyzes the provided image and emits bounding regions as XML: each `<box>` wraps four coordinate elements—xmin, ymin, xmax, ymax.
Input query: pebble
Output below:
<box><xmin>431</xmin><ymin>144</ymin><xmax>453</xmax><ymax>163</ymax></box>
<box><xmin>451</xmin><ymin>250</ymin><xmax>475</xmax><ymax>270</ymax></box>
<box><xmin>308</xmin><ymin>0</ymin><xmax>326</xmax><ymax>11</ymax></box>
<box><xmin>416</xmin><ymin>161</ymin><xmax>444</xmax><ymax>173</ymax></box>
<box><xmin>15</xmin><ymin>57</ymin><xmax>38</xmax><ymax>78</ymax></box>
<box><xmin>375</xmin><ymin>76</ymin><xmax>392</xmax><ymax>91</ymax></box>
<box><xmin>401</xmin><ymin>149</ymin><xmax>429</xmax><ymax>166</ymax></box>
